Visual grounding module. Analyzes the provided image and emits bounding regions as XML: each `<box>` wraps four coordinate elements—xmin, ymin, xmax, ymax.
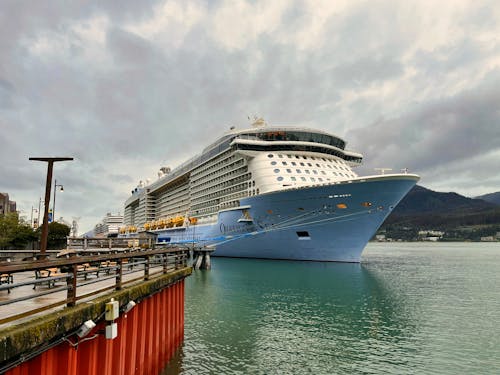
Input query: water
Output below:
<box><xmin>164</xmin><ymin>243</ymin><xmax>500</xmax><ymax>374</ymax></box>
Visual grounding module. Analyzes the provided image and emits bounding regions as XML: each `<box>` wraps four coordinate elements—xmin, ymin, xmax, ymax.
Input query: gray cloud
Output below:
<box><xmin>1</xmin><ymin>0</ymin><xmax>499</xmax><ymax>231</ymax></box>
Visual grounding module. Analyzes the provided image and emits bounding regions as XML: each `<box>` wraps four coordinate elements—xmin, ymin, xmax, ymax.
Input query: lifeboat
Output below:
<box><xmin>158</xmin><ymin>219</ymin><xmax>166</xmax><ymax>229</ymax></box>
<box><xmin>173</xmin><ymin>216</ymin><xmax>184</xmax><ymax>227</ymax></box>
<box><xmin>166</xmin><ymin>218</ymin><xmax>174</xmax><ymax>228</ymax></box>
<box><xmin>188</xmin><ymin>217</ymin><xmax>198</xmax><ymax>225</ymax></box>
<box><xmin>144</xmin><ymin>222</ymin><xmax>151</xmax><ymax>230</ymax></box>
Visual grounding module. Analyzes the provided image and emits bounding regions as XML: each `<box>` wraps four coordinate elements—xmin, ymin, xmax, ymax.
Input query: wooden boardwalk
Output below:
<box><xmin>0</xmin><ymin>245</ymin><xmax>189</xmax><ymax>328</ymax></box>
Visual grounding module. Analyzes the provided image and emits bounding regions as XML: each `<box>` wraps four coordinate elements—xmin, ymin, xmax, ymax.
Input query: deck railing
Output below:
<box><xmin>0</xmin><ymin>245</ymin><xmax>189</xmax><ymax>325</ymax></box>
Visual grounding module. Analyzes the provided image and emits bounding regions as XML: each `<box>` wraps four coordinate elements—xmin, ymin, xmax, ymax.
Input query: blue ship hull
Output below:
<box><xmin>156</xmin><ymin>174</ymin><xmax>418</xmax><ymax>262</ymax></box>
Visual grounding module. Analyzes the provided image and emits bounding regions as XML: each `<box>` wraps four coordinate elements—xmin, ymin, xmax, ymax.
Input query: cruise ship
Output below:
<box><xmin>121</xmin><ymin>119</ymin><xmax>419</xmax><ymax>262</ymax></box>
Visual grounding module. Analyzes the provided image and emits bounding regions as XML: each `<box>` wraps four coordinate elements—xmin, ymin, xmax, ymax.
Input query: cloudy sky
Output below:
<box><xmin>1</xmin><ymin>0</ymin><xmax>499</xmax><ymax>233</ymax></box>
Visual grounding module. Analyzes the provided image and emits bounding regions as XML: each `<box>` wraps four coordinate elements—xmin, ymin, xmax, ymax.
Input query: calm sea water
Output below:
<box><xmin>164</xmin><ymin>243</ymin><xmax>500</xmax><ymax>374</ymax></box>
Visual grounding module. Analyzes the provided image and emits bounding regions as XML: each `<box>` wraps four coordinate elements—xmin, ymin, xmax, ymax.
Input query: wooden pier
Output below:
<box><xmin>0</xmin><ymin>239</ymin><xmax>192</xmax><ymax>374</ymax></box>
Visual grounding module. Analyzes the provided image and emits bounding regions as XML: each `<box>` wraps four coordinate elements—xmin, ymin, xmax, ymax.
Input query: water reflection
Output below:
<box><xmin>164</xmin><ymin>257</ymin><xmax>415</xmax><ymax>374</ymax></box>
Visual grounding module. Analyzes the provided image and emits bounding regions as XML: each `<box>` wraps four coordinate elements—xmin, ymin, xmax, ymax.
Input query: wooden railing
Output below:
<box><xmin>0</xmin><ymin>246</ymin><xmax>189</xmax><ymax>325</ymax></box>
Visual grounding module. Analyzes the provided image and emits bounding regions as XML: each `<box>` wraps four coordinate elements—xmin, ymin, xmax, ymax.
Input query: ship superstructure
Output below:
<box><xmin>122</xmin><ymin>119</ymin><xmax>419</xmax><ymax>262</ymax></box>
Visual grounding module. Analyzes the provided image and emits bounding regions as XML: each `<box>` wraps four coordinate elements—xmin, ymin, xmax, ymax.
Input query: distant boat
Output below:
<box><xmin>121</xmin><ymin>119</ymin><xmax>419</xmax><ymax>262</ymax></box>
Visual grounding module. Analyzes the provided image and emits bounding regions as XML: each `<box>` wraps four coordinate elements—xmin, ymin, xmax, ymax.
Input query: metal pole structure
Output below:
<box><xmin>37</xmin><ymin>197</ymin><xmax>41</xmax><ymax>228</ymax></box>
<box><xmin>52</xmin><ymin>179</ymin><xmax>64</xmax><ymax>223</ymax></box>
<box><xmin>29</xmin><ymin>157</ymin><xmax>73</xmax><ymax>257</ymax></box>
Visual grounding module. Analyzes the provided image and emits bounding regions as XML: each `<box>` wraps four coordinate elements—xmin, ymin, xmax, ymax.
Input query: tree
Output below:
<box><xmin>46</xmin><ymin>222</ymin><xmax>71</xmax><ymax>249</ymax></box>
<box><xmin>0</xmin><ymin>212</ymin><xmax>38</xmax><ymax>249</ymax></box>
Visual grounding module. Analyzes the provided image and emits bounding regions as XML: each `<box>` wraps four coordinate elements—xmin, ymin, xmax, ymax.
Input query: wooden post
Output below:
<box><xmin>116</xmin><ymin>259</ymin><xmax>123</xmax><ymax>290</ymax></box>
<box><xmin>145</xmin><ymin>255</ymin><xmax>150</xmax><ymax>280</ymax></box>
<box><xmin>29</xmin><ymin>157</ymin><xmax>73</xmax><ymax>257</ymax></box>
<box><xmin>163</xmin><ymin>254</ymin><xmax>168</xmax><ymax>274</ymax></box>
<box><xmin>66</xmin><ymin>264</ymin><xmax>77</xmax><ymax>307</ymax></box>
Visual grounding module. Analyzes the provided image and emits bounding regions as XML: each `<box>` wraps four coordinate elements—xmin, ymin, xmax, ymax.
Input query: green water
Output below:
<box><xmin>164</xmin><ymin>243</ymin><xmax>500</xmax><ymax>374</ymax></box>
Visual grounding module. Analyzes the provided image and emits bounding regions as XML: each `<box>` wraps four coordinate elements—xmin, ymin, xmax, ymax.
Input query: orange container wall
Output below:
<box><xmin>6</xmin><ymin>280</ymin><xmax>185</xmax><ymax>375</ymax></box>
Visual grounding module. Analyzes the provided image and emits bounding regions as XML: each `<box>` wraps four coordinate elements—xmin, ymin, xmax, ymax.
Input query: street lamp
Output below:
<box><xmin>52</xmin><ymin>179</ymin><xmax>64</xmax><ymax>223</ymax></box>
<box><xmin>30</xmin><ymin>206</ymin><xmax>38</xmax><ymax>228</ymax></box>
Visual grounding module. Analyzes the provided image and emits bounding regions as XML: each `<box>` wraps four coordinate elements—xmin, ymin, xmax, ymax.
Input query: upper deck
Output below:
<box><xmin>125</xmin><ymin>123</ymin><xmax>362</xmax><ymax>206</ymax></box>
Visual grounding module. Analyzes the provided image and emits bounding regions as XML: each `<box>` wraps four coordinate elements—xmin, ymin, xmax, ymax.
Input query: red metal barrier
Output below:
<box><xmin>5</xmin><ymin>280</ymin><xmax>184</xmax><ymax>375</ymax></box>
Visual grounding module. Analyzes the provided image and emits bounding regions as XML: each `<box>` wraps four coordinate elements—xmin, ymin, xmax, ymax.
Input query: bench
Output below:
<box><xmin>34</xmin><ymin>268</ymin><xmax>67</xmax><ymax>289</ymax></box>
<box><xmin>1</xmin><ymin>273</ymin><xmax>13</xmax><ymax>293</ymax></box>
<box><xmin>77</xmin><ymin>263</ymin><xmax>100</xmax><ymax>280</ymax></box>
<box><xmin>100</xmin><ymin>261</ymin><xmax>118</xmax><ymax>275</ymax></box>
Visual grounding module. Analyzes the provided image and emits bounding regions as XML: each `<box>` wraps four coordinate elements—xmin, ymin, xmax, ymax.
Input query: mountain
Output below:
<box><xmin>476</xmin><ymin>192</ymin><xmax>500</xmax><ymax>206</ymax></box>
<box><xmin>392</xmin><ymin>185</ymin><xmax>496</xmax><ymax>216</ymax></box>
<box><xmin>383</xmin><ymin>185</ymin><xmax>500</xmax><ymax>229</ymax></box>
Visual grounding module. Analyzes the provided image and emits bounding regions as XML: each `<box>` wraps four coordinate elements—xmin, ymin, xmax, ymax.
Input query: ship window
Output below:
<box><xmin>278</xmin><ymin>154</ymin><xmax>284</xmax><ymax>158</ymax></box>
<box><xmin>311</xmin><ymin>157</ymin><xmax>316</xmax><ymax>160</ymax></box>
<box><xmin>321</xmin><ymin>171</ymin><xmax>326</xmax><ymax>175</ymax></box>
<box><xmin>286</xmin><ymin>169</ymin><xmax>292</xmax><ymax>173</ymax></box>
<box><xmin>300</xmin><ymin>162</ymin><xmax>305</xmax><ymax>166</ymax></box>
<box><xmin>318</xmin><ymin>178</ymin><xmax>323</xmax><ymax>182</ymax></box>
<box><xmin>291</xmin><ymin>162</ymin><xmax>297</xmax><ymax>166</ymax></box>
<box><xmin>277</xmin><ymin>177</ymin><xmax>284</xmax><ymax>181</ymax></box>
<box><xmin>296</xmin><ymin>169</ymin><xmax>301</xmax><ymax>173</ymax></box>
<box><xmin>316</xmin><ymin>163</ymin><xmax>321</xmax><ymax>167</ymax></box>
<box><xmin>274</xmin><ymin>169</ymin><xmax>280</xmax><ymax>173</ymax></box>
<box><xmin>291</xmin><ymin>177</ymin><xmax>297</xmax><ymax>181</ymax></box>
<box><xmin>310</xmin><ymin>177</ymin><xmax>316</xmax><ymax>182</ymax></box>
<box><xmin>268</xmin><ymin>154</ymin><xmax>274</xmax><ymax>158</ymax></box>
<box><xmin>301</xmin><ymin>177</ymin><xmax>306</xmax><ymax>181</ymax></box>
<box><xmin>297</xmin><ymin>231</ymin><xmax>310</xmax><ymax>240</ymax></box>
<box><xmin>307</xmin><ymin>163</ymin><xmax>312</xmax><ymax>167</ymax></box>
<box><xmin>305</xmin><ymin>170</ymin><xmax>310</xmax><ymax>174</ymax></box>
<box><xmin>282</xmin><ymin>161</ymin><xmax>288</xmax><ymax>165</ymax></box>
<box><xmin>271</xmin><ymin>161</ymin><xmax>277</xmax><ymax>165</ymax></box>
<box><xmin>287</xmin><ymin>155</ymin><xmax>292</xmax><ymax>158</ymax></box>
<box><xmin>313</xmin><ymin>170</ymin><xmax>318</xmax><ymax>174</ymax></box>
<box><xmin>295</xmin><ymin>155</ymin><xmax>300</xmax><ymax>159</ymax></box>
<box><xmin>302</xmin><ymin>156</ymin><xmax>307</xmax><ymax>159</ymax></box>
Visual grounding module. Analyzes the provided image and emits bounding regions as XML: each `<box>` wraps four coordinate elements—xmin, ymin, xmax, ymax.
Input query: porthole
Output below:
<box><xmin>268</xmin><ymin>154</ymin><xmax>274</xmax><ymax>158</ymax></box>
<box><xmin>271</xmin><ymin>161</ymin><xmax>277</xmax><ymax>165</ymax></box>
<box><xmin>274</xmin><ymin>169</ymin><xmax>280</xmax><ymax>173</ymax></box>
<box><xmin>286</xmin><ymin>169</ymin><xmax>292</xmax><ymax>173</ymax></box>
<box><xmin>277</xmin><ymin>177</ymin><xmax>284</xmax><ymax>181</ymax></box>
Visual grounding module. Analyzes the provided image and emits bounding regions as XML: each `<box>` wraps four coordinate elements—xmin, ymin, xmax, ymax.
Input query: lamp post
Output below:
<box><xmin>30</xmin><ymin>206</ymin><xmax>38</xmax><ymax>228</ymax></box>
<box><xmin>29</xmin><ymin>157</ymin><xmax>73</xmax><ymax>257</ymax></box>
<box><xmin>52</xmin><ymin>179</ymin><xmax>64</xmax><ymax>223</ymax></box>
